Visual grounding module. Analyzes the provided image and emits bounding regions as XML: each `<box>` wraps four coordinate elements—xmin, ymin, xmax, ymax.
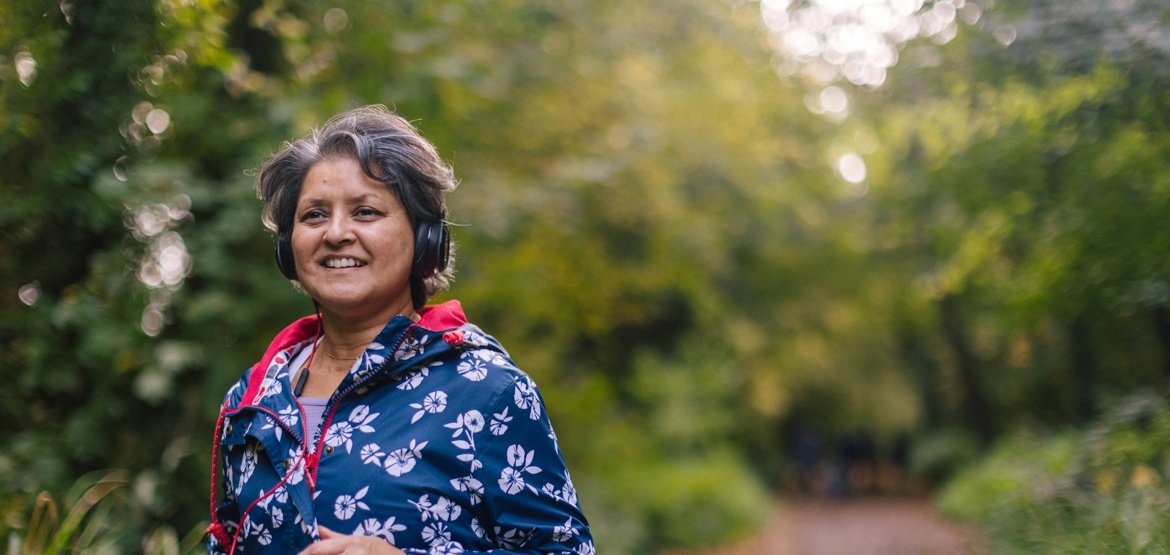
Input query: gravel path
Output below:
<box><xmin>669</xmin><ymin>496</ymin><xmax>983</xmax><ymax>555</ymax></box>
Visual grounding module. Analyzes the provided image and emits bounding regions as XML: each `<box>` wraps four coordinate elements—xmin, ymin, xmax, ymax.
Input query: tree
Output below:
<box><xmin>2</xmin><ymin>0</ymin><xmax>844</xmax><ymax>552</ymax></box>
<box><xmin>854</xmin><ymin>0</ymin><xmax>1170</xmax><ymax>433</ymax></box>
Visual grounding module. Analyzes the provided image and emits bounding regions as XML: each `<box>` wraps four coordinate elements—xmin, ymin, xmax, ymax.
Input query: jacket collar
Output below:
<box><xmin>239</xmin><ymin>300</ymin><xmax>470</xmax><ymax>409</ymax></box>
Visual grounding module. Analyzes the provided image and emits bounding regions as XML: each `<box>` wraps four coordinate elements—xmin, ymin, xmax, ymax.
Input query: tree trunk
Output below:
<box><xmin>1066</xmin><ymin>317</ymin><xmax>1097</xmax><ymax>420</ymax></box>
<box><xmin>1151</xmin><ymin>306</ymin><xmax>1170</xmax><ymax>380</ymax></box>
<box><xmin>938</xmin><ymin>295</ymin><xmax>995</xmax><ymax>444</ymax></box>
<box><xmin>897</xmin><ymin>330</ymin><xmax>943</xmax><ymax>430</ymax></box>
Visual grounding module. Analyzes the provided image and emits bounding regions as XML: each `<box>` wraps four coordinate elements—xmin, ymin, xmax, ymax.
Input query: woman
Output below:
<box><xmin>206</xmin><ymin>106</ymin><xmax>593</xmax><ymax>555</ymax></box>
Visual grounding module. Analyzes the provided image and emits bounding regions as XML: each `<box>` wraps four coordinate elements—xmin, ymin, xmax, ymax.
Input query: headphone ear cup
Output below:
<box><xmin>413</xmin><ymin>220</ymin><xmax>449</xmax><ymax>279</ymax></box>
<box><xmin>436</xmin><ymin>221</ymin><xmax>450</xmax><ymax>273</ymax></box>
<box><xmin>275</xmin><ymin>235</ymin><xmax>298</xmax><ymax>280</ymax></box>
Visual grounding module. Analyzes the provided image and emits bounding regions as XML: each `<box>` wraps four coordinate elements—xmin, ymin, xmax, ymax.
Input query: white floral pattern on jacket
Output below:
<box><xmin>208</xmin><ymin>301</ymin><xmax>592</xmax><ymax>555</ymax></box>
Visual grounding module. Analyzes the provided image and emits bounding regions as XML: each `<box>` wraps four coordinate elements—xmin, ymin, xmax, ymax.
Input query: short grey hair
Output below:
<box><xmin>256</xmin><ymin>105</ymin><xmax>457</xmax><ymax>309</ymax></box>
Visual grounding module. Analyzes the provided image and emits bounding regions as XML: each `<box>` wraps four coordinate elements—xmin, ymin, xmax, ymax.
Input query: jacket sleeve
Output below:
<box><xmin>207</xmin><ymin>368</ymin><xmax>253</xmax><ymax>555</ymax></box>
<box><xmin>428</xmin><ymin>373</ymin><xmax>593</xmax><ymax>555</ymax></box>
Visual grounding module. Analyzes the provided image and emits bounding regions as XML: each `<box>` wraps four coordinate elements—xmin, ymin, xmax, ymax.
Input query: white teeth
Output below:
<box><xmin>325</xmin><ymin>258</ymin><xmax>365</xmax><ymax>268</ymax></box>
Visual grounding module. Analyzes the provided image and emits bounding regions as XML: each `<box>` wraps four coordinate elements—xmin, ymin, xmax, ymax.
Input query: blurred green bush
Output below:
<box><xmin>908</xmin><ymin>428</ymin><xmax>983</xmax><ymax>486</ymax></box>
<box><xmin>939</xmin><ymin>391</ymin><xmax>1170</xmax><ymax>554</ymax></box>
<box><xmin>5</xmin><ymin>470</ymin><xmax>205</xmax><ymax>555</ymax></box>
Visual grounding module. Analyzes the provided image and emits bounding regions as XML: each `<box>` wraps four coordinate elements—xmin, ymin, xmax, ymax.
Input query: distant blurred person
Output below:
<box><xmin>205</xmin><ymin>106</ymin><xmax>592</xmax><ymax>555</ymax></box>
<box><xmin>835</xmin><ymin>429</ymin><xmax>876</xmax><ymax>497</ymax></box>
<box><xmin>791</xmin><ymin>425</ymin><xmax>822</xmax><ymax>496</ymax></box>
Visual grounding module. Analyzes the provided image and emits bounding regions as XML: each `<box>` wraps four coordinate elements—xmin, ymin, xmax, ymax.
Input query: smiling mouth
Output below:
<box><xmin>324</xmin><ymin>257</ymin><xmax>367</xmax><ymax>268</ymax></box>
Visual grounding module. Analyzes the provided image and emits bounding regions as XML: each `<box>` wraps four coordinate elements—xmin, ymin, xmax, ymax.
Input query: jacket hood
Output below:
<box><xmin>236</xmin><ymin>300</ymin><xmax>501</xmax><ymax>410</ymax></box>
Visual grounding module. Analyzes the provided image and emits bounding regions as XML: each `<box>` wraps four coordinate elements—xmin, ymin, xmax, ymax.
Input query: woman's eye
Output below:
<box><xmin>355</xmin><ymin>207</ymin><xmax>381</xmax><ymax>218</ymax></box>
<box><xmin>300</xmin><ymin>209</ymin><xmax>327</xmax><ymax>222</ymax></box>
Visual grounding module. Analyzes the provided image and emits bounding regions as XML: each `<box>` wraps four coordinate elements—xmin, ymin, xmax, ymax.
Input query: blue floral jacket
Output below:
<box><xmin>207</xmin><ymin>301</ymin><xmax>593</xmax><ymax>555</ymax></box>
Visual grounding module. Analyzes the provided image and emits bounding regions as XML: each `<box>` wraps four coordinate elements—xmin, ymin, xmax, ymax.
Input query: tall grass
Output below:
<box><xmin>939</xmin><ymin>391</ymin><xmax>1170</xmax><ymax>554</ymax></box>
<box><xmin>6</xmin><ymin>470</ymin><xmax>204</xmax><ymax>555</ymax></box>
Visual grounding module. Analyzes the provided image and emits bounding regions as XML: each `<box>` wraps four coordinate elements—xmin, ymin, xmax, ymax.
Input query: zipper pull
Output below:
<box><xmin>304</xmin><ymin>451</ymin><xmax>319</xmax><ymax>488</ymax></box>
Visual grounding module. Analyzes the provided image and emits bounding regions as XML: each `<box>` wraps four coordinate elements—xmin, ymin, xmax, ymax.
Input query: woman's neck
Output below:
<box><xmin>316</xmin><ymin>299</ymin><xmax>418</xmax><ymax>359</ymax></box>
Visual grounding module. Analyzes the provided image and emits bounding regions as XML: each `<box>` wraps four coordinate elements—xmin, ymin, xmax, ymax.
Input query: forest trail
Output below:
<box><xmin>668</xmin><ymin>496</ymin><xmax>983</xmax><ymax>555</ymax></box>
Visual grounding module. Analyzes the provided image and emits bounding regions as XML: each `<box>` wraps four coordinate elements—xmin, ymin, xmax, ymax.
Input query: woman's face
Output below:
<box><xmin>291</xmin><ymin>157</ymin><xmax>415</xmax><ymax>319</ymax></box>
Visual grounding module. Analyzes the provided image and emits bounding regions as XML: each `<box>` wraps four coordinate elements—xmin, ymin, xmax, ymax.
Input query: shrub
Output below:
<box><xmin>908</xmin><ymin>427</ymin><xmax>983</xmax><ymax>486</ymax></box>
<box><xmin>938</xmin><ymin>391</ymin><xmax>1170</xmax><ymax>553</ymax></box>
<box><xmin>5</xmin><ymin>470</ymin><xmax>205</xmax><ymax>555</ymax></box>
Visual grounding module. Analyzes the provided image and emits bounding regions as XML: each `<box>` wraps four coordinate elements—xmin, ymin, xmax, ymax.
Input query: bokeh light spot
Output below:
<box><xmin>838</xmin><ymin>152</ymin><xmax>867</xmax><ymax>183</ymax></box>
<box><xmin>146</xmin><ymin>109</ymin><xmax>170</xmax><ymax>134</ymax></box>
<box><xmin>15</xmin><ymin>50</ymin><xmax>36</xmax><ymax>86</ymax></box>
<box><xmin>820</xmin><ymin>86</ymin><xmax>849</xmax><ymax>114</ymax></box>
<box><xmin>18</xmin><ymin>282</ymin><xmax>40</xmax><ymax>306</ymax></box>
<box><xmin>994</xmin><ymin>25</ymin><xmax>1017</xmax><ymax>46</ymax></box>
<box><xmin>324</xmin><ymin>8</ymin><xmax>349</xmax><ymax>33</ymax></box>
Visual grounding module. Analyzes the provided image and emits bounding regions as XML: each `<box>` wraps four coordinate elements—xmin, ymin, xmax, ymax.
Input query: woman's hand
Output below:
<box><xmin>296</xmin><ymin>526</ymin><xmax>406</xmax><ymax>555</ymax></box>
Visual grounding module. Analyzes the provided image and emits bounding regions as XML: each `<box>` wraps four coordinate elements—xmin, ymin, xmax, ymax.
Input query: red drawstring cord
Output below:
<box><xmin>207</xmin><ymin>320</ymin><xmax>415</xmax><ymax>552</ymax></box>
<box><xmin>207</xmin><ymin>395</ymin><xmax>315</xmax><ymax>553</ymax></box>
<box><xmin>209</xmin><ymin>322</ymin><xmax>322</xmax><ymax>553</ymax></box>
<box><xmin>205</xmin><ymin>402</ymin><xmax>232</xmax><ymax>548</ymax></box>
<box><xmin>208</xmin><ymin>407</ymin><xmax>312</xmax><ymax>553</ymax></box>
<box><xmin>227</xmin><ymin>451</ymin><xmax>307</xmax><ymax>553</ymax></box>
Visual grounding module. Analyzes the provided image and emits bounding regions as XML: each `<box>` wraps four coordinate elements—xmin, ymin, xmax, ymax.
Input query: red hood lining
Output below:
<box><xmin>241</xmin><ymin>300</ymin><xmax>467</xmax><ymax>407</ymax></box>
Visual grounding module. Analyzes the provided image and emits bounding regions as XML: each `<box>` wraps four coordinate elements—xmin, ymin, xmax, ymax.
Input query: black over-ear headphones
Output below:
<box><xmin>411</xmin><ymin>220</ymin><xmax>450</xmax><ymax>280</ymax></box>
<box><xmin>275</xmin><ymin>233</ymin><xmax>298</xmax><ymax>281</ymax></box>
<box><xmin>274</xmin><ymin>220</ymin><xmax>449</xmax><ymax>282</ymax></box>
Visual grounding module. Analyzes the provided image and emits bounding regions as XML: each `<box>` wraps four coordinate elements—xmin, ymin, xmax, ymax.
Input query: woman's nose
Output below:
<box><xmin>324</xmin><ymin>215</ymin><xmax>355</xmax><ymax>245</ymax></box>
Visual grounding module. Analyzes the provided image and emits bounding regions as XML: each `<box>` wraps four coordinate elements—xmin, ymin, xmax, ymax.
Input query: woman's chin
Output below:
<box><xmin>313</xmin><ymin>290</ymin><xmax>410</xmax><ymax>318</ymax></box>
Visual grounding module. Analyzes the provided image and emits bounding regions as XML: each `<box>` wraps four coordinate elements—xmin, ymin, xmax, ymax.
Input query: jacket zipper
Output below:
<box><xmin>306</xmin><ymin>324</ymin><xmax>418</xmax><ymax>484</ymax></box>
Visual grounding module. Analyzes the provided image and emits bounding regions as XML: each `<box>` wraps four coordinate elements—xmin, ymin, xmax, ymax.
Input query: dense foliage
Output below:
<box><xmin>3</xmin><ymin>0</ymin><xmax>1170</xmax><ymax>552</ymax></box>
<box><xmin>939</xmin><ymin>391</ymin><xmax>1170</xmax><ymax>553</ymax></box>
<box><xmin>863</xmin><ymin>0</ymin><xmax>1170</xmax><ymax>435</ymax></box>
